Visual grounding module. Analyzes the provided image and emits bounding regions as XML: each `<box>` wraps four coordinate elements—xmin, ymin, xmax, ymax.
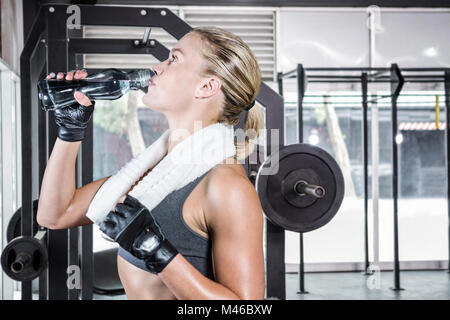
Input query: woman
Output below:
<box><xmin>37</xmin><ymin>26</ymin><xmax>265</xmax><ymax>300</ymax></box>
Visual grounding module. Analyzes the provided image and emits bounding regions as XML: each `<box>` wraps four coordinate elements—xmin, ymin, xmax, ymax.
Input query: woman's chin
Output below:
<box><xmin>142</xmin><ymin>96</ymin><xmax>159</xmax><ymax>110</ymax></box>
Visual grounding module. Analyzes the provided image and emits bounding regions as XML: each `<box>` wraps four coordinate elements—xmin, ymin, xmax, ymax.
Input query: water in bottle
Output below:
<box><xmin>37</xmin><ymin>68</ymin><xmax>151</xmax><ymax>111</ymax></box>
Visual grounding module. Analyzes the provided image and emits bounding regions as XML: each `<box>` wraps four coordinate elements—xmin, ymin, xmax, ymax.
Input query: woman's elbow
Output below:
<box><xmin>36</xmin><ymin>216</ymin><xmax>57</xmax><ymax>230</ymax></box>
<box><xmin>240</xmin><ymin>292</ymin><xmax>265</xmax><ymax>300</ymax></box>
<box><xmin>36</xmin><ymin>210</ymin><xmax>64</xmax><ymax>230</ymax></box>
<box><xmin>237</xmin><ymin>286</ymin><xmax>265</xmax><ymax>300</ymax></box>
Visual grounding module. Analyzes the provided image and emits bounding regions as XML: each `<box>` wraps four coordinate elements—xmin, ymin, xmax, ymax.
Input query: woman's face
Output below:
<box><xmin>142</xmin><ymin>32</ymin><xmax>208</xmax><ymax>113</ymax></box>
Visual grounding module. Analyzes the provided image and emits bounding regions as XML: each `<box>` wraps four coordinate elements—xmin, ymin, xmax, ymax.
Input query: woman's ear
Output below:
<box><xmin>195</xmin><ymin>77</ymin><xmax>221</xmax><ymax>99</ymax></box>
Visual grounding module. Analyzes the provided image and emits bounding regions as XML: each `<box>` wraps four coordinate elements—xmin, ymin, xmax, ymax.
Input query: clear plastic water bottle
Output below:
<box><xmin>37</xmin><ymin>68</ymin><xmax>151</xmax><ymax>111</ymax></box>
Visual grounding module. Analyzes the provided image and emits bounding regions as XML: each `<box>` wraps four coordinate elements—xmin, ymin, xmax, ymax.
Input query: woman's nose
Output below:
<box><xmin>152</xmin><ymin>62</ymin><xmax>164</xmax><ymax>75</ymax></box>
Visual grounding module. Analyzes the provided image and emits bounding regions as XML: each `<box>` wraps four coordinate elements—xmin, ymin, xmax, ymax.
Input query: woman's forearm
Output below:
<box><xmin>158</xmin><ymin>254</ymin><xmax>241</xmax><ymax>300</ymax></box>
<box><xmin>37</xmin><ymin>138</ymin><xmax>81</xmax><ymax>227</ymax></box>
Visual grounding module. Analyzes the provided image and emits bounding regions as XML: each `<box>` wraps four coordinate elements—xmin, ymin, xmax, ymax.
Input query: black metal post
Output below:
<box><xmin>37</xmin><ymin>56</ymin><xmax>49</xmax><ymax>300</ymax></box>
<box><xmin>297</xmin><ymin>64</ymin><xmax>306</xmax><ymax>144</ymax></box>
<box><xmin>68</xmin><ymin>26</ymin><xmax>85</xmax><ymax>301</ymax></box>
<box><xmin>361</xmin><ymin>72</ymin><xmax>371</xmax><ymax>275</ymax></box>
<box><xmin>66</xmin><ymin>49</ymin><xmax>102</xmax><ymax>301</ymax></box>
<box><xmin>445</xmin><ymin>69</ymin><xmax>450</xmax><ymax>273</ymax></box>
<box><xmin>255</xmin><ymin>82</ymin><xmax>285</xmax><ymax>300</ymax></box>
<box><xmin>46</xmin><ymin>5</ymin><xmax>69</xmax><ymax>299</ymax></box>
<box><xmin>390</xmin><ymin>64</ymin><xmax>404</xmax><ymax>291</ymax></box>
<box><xmin>296</xmin><ymin>64</ymin><xmax>308</xmax><ymax>294</ymax></box>
<box><xmin>264</xmin><ymin>72</ymin><xmax>286</xmax><ymax>299</ymax></box>
<box><xmin>19</xmin><ymin>5</ymin><xmax>47</xmax><ymax>300</ymax></box>
<box><xmin>277</xmin><ymin>72</ymin><xmax>283</xmax><ymax>96</ymax></box>
<box><xmin>81</xmin><ymin>123</ymin><xmax>94</xmax><ymax>299</ymax></box>
<box><xmin>266</xmin><ymin>221</ymin><xmax>286</xmax><ymax>300</ymax></box>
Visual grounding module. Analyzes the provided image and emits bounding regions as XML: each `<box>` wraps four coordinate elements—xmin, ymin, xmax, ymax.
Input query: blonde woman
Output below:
<box><xmin>37</xmin><ymin>26</ymin><xmax>265</xmax><ymax>300</ymax></box>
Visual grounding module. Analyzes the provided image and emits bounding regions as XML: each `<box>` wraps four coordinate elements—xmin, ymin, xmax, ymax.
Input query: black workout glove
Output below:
<box><xmin>100</xmin><ymin>195</ymin><xmax>178</xmax><ymax>274</ymax></box>
<box><xmin>54</xmin><ymin>100</ymin><xmax>95</xmax><ymax>142</ymax></box>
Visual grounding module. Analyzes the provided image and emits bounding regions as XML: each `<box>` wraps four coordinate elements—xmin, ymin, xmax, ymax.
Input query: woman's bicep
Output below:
<box><xmin>207</xmin><ymin>174</ymin><xmax>265</xmax><ymax>299</ymax></box>
<box><xmin>49</xmin><ymin>176</ymin><xmax>110</xmax><ymax>229</ymax></box>
<box><xmin>211</xmin><ymin>222</ymin><xmax>265</xmax><ymax>300</ymax></box>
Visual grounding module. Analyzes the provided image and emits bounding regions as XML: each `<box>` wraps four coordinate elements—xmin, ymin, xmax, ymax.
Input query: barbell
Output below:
<box><xmin>7</xmin><ymin>199</ymin><xmax>39</xmax><ymax>242</ymax></box>
<box><xmin>1</xmin><ymin>200</ymin><xmax>48</xmax><ymax>282</ymax></box>
<box><xmin>255</xmin><ymin>143</ymin><xmax>345</xmax><ymax>233</ymax></box>
<box><xmin>1</xmin><ymin>232</ymin><xmax>48</xmax><ymax>282</ymax></box>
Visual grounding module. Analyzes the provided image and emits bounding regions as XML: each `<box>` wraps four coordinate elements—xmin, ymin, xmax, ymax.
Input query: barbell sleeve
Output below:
<box><xmin>295</xmin><ymin>181</ymin><xmax>326</xmax><ymax>198</ymax></box>
<box><xmin>11</xmin><ymin>253</ymin><xmax>31</xmax><ymax>273</ymax></box>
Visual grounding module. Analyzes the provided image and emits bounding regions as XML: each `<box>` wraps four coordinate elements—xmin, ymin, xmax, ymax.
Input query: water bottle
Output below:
<box><xmin>37</xmin><ymin>68</ymin><xmax>151</xmax><ymax>111</ymax></box>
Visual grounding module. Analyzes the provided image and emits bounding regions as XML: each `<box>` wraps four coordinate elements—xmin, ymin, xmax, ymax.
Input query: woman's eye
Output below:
<box><xmin>169</xmin><ymin>55</ymin><xmax>177</xmax><ymax>63</ymax></box>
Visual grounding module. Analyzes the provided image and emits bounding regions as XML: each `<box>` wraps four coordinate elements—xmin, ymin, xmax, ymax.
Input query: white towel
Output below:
<box><xmin>87</xmin><ymin>122</ymin><xmax>236</xmax><ymax>225</ymax></box>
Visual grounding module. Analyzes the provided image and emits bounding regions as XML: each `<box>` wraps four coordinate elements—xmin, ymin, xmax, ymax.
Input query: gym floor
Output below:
<box><xmin>91</xmin><ymin>270</ymin><xmax>450</xmax><ymax>300</ymax></box>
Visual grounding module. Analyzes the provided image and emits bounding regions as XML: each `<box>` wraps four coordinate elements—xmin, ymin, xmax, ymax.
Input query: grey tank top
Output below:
<box><xmin>140</xmin><ymin>171</ymin><xmax>214</xmax><ymax>279</ymax></box>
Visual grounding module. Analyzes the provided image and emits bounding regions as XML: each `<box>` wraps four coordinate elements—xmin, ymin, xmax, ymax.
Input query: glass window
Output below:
<box><xmin>0</xmin><ymin>58</ymin><xmax>21</xmax><ymax>299</ymax></box>
<box><xmin>11</xmin><ymin>79</ymin><xmax>18</xmax><ymax>212</ymax></box>
<box><xmin>278</xmin><ymin>9</ymin><xmax>449</xmax><ymax>268</ymax></box>
<box><xmin>377</xmin><ymin>87</ymin><xmax>447</xmax><ymax>262</ymax></box>
<box><xmin>375</xmin><ymin>12</ymin><xmax>450</xmax><ymax>67</ymax></box>
<box><xmin>283</xmin><ymin>81</ymin><xmax>366</xmax><ymax>264</ymax></box>
<box><xmin>278</xmin><ymin>10</ymin><xmax>369</xmax><ymax>72</ymax></box>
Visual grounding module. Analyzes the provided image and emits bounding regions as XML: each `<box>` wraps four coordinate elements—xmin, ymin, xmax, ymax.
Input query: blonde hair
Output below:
<box><xmin>190</xmin><ymin>26</ymin><xmax>264</xmax><ymax>160</ymax></box>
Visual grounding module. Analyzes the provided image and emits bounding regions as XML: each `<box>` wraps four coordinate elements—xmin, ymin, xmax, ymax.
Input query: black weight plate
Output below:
<box><xmin>7</xmin><ymin>199</ymin><xmax>39</xmax><ymax>243</ymax></box>
<box><xmin>256</xmin><ymin>144</ymin><xmax>344</xmax><ymax>233</ymax></box>
<box><xmin>1</xmin><ymin>235</ymin><xmax>48</xmax><ymax>282</ymax></box>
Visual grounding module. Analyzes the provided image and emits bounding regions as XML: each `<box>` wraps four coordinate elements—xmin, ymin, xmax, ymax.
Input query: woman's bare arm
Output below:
<box><xmin>37</xmin><ymin>138</ymin><xmax>109</xmax><ymax>229</ymax></box>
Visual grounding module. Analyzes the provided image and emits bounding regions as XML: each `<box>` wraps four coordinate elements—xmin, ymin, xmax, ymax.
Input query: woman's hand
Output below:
<box><xmin>46</xmin><ymin>70</ymin><xmax>93</xmax><ymax>106</ymax></box>
<box><xmin>100</xmin><ymin>195</ymin><xmax>179</xmax><ymax>274</ymax></box>
<box><xmin>46</xmin><ymin>69</ymin><xmax>95</xmax><ymax>142</ymax></box>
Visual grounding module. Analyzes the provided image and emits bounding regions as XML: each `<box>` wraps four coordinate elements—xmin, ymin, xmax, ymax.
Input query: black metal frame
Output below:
<box><xmin>20</xmin><ymin>5</ymin><xmax>47</xmax><ymax>301</ymax></box>
<box><xmin>361</xmin><ymin>72</ymin><xmax>370</xmax><ymax>275</ymax></box>
<box><xmin>19</xmin><ymin>3</ymin><xmax>284</xmax><ymax>300</ymax></box>
<box><xmin>390</xmin><ymin>64</ymin><xmax>405</xmax><ymax>291</ymax></box>
<box><xmin>277</xmin><ymin>65</ymin><xmax>449</xmax><ymax>294</ymax></box>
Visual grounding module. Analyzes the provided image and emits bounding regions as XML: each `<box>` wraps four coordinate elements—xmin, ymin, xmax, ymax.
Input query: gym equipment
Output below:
<box><xmin>1</xmin><ymin>231</ymin><xmax>48</xmax><ymax>282</ymax></box>
<box><xmin>256</xmin><ymin>143</ymin><xmax>344</xmax><ymax>233</ymax></box>
<box><xmin>2</xmin><ymin>200</ymin><xmax>48</xmax><ymax>282</ymax></box>
<box><xmin>93</xmin><ymin>248</ymin><xmax>125</xmax><ymax>295</ymax></box>
<box><xmin>7</xmin><ymin>199</ymin><xmax>39</xmax><ymax>243</ymax></box>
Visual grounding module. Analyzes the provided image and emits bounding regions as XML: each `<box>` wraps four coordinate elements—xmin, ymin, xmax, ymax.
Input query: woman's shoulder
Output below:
<box><xmin>207</xmin><ymin>157</ymin><xmax>249</xmax><ymax>187</ymax></box>
<box><xmin>201</xmin><ymin>159</ymin><xmax>263</xmax><ymax>235</ymax></box>
<box><xmin>202</xmin><ymin>158</ymin><xmax>261</xmax><ymax>222</ymax></box>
